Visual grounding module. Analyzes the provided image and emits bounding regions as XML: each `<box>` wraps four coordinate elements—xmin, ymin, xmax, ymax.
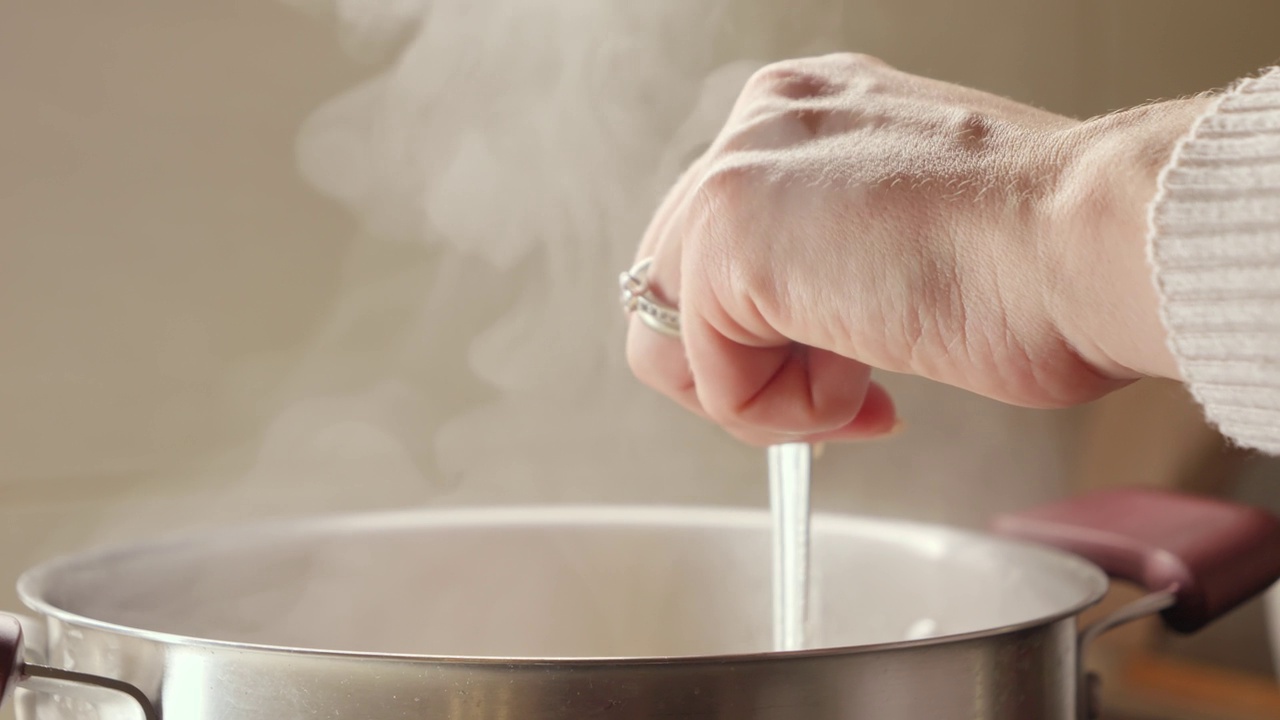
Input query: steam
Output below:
<box><xmin>156</xmin><ymin>0</ymin><xmax>1073</xmax><ymax>529</ymax></box>
<box><xmin>42</xmin><ymin>0</ymin><xmax>1080</xmax><ymax>548</ymax></box>
<box><xmin>10</xmin><ymin>0</ymin><xmax>1089</xmax><ymax>666</ymax></box>
<box><xmin>216</xmin><ymin>0</ymin><xmax>851</xmax><ymax>511</ymax></box>
<box><xmin>0</xmin><ymin>0</ymin><xmax>1077</xmax><ymax>577</ymax></box>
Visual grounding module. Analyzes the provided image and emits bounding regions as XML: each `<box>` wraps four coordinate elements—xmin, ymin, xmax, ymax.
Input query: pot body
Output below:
<box><xmin>13</xmin><ymin>507</ymin><xmax>1106</xmax><ymax>720</ymax></box>
<box><xmin>21</xmin><ymin>617</ymin><xmax>1078</xmax><ymax>720</ymax></box>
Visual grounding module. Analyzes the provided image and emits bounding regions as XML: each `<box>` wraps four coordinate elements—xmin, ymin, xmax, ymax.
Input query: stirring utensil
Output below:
<box><xmin>768</xmin><ymin>442</ymin><xmax>812</xmax><ymax>651</ymax></box>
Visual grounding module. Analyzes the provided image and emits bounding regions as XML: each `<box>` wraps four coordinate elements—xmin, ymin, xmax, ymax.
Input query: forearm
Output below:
<box><xmin>1058</xmin><ymin>68</ymin><xmax>1280</xmax><ymax>452</ymax></box>
<box><xmin>1053</xmin><ymin>96</ymin><xmax>1216</xmax><ymax>382</ymax></box>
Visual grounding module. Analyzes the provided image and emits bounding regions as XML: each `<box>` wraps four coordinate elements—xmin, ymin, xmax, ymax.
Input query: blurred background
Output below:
<box><xmin>2</xmin><ymin>1</ymin><xmax>1279</xmax><ymax>718</ymax></box>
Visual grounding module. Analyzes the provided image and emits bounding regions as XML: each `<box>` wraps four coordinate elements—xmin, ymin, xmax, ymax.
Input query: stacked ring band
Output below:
<box><xmin>619</xmin><ymin>257</ymin><xmax>681</xmax><ymax>338</ymax></box>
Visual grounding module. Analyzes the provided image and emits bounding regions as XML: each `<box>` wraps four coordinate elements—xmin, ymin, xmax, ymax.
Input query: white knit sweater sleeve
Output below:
<box><xmin>1148</xmin><ymin>67</ymin><xmax>1280</xmax><ymax>454</ymax></box>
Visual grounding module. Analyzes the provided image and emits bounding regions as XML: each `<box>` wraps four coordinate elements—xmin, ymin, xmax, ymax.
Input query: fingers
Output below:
<box><xmin>626</xmin><ymin>269</ymin><xmax>902</xmax><ymax>445</ymax></box>
<box><xmin>625</xmin><ymin>57</ymin><xmax>905</xmax><ymax>447</ymax></box>
<box><xmin>682</xmin><ymin>301</ymin><xmax>881</xmax><ymax>436</ymax></box>
<box><xmin>626</xmin><ymin>161</ymin><xmax>707</xmax><ymax>417</ymax></box>
<box><xmin>801</xmin><ymin>381</ymin><xmax>899</xmax><ymax>442</ymax></box>
<box><xmin>626</xmin><ymin>313</ymin><xmax>703</xmax><ymax>418</ymax></box>
<box><xmin>625</xmin><ymin>237</ymin><xmax>900</xmax><ymax>445</ymax></box>
<box><xmin>635</xmin><ymin>156</ymin><xmax>709</xmax><ymax>261</ymax></box>
<box><xmin>717</xmin><ymin>381</ymin><xmax>898</xmax><ymax>446</ymax></box>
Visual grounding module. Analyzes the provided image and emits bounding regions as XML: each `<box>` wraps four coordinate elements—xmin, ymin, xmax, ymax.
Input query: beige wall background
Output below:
<box><xmin>1</xmin><ymin>1</ymin><xmax>1278</xmax><ymax>701</ymax></box>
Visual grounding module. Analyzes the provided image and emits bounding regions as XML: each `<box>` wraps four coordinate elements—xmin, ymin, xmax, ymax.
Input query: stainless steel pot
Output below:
<box><xmin>3</xmin><ymin>489</ymin><xmax>1279</xmax><ymax>720</ymax></box>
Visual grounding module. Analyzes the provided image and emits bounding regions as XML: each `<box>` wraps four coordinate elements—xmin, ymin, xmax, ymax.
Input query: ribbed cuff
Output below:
<box><xmin>1149</xmin><ymin>67</ymin><xmax>1280</xmax><ymax>453</ymax></box>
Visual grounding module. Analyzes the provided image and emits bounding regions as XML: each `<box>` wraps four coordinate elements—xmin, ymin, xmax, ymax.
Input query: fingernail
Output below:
<box><xmin>885</xmin><ymin>419</ymin><xmax>907</xmax><ymax>437</ymax></box>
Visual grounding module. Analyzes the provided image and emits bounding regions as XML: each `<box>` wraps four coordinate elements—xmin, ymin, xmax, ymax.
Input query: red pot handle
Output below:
<box><xmin>1</xmin><ymin>614</ymin><xmax>22</xmax><ymax>708</ymax></box>
<box><xmin>992</xmin><ymin>488</ymin><xmax>1280</xmax><ymax>633</ymax></box>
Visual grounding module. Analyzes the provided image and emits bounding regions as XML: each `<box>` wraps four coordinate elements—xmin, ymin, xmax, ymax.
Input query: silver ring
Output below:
<box><xmin>619</xmin><ymin>258</ymin><xmax>681</xmax><ymax>338</ymax></box>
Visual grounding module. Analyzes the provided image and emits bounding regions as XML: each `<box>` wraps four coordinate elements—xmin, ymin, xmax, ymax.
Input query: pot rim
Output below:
<box><xmin>16</xmin><ymin>504</ymin><xmax>1109</xmax><ymax>665</ymax></box>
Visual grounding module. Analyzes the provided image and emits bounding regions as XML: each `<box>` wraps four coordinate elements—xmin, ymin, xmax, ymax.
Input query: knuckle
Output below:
<box><xmin>690</xmin><ymin>161</ymin><xmax>760</xmax><ymax>234</ymax></box>
<box><xmin>742</xmin><ymin>55</ymin><xmax>892</xmax><ymax>104</ymax></box>
<box><xmin>744</xmin><ymin>60</ymin><xmax>800</xmax><ymax>91</ymax></box>
<box><xmin>701</xmin><ymin>392</ymin><xmax>748</xmax><ymax>430</ymax></box>
<box><xmin>744</xmin><ymin>59</ymin><xmax>832</xmax><ymax>101</ymax></box>
<box><xmin>715</xmin><ymin>123</ymin><xmax>758</xmax><ymax>154</ymax></box>
<box><xmin>824</xmin><ymin>53</ymin><xmax>893</xmax><ymax>96</ymax></box>
<box><xmin>727</xmin><ymin>104</ymin><xmax>836</xmax><ymax>148</ymax></box>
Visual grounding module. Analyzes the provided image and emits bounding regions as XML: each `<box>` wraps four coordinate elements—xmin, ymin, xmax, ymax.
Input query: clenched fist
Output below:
<box><xmin>625</xmin><ymin>53</ymin><xmax>1208</xmax><ymax>446</ymax></box>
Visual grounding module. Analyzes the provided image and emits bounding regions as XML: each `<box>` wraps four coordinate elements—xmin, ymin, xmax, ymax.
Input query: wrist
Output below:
<box><xmin>1050</xmin><ymin>97</ymin><xmax>1215</xmax><ymax>382</ymax></box>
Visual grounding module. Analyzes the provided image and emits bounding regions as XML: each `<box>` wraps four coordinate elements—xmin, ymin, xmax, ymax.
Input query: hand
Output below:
<box><xmin>625</xmin><ymin>53</ymin><xmax>1208</xmax><ymax>446</ymax></box>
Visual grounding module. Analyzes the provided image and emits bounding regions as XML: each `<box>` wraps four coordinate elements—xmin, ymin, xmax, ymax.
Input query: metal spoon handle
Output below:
<box><xmin>768</xmin><ymin>442</ymin><xmax>812</xmax><ymax>652</ymax></box>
